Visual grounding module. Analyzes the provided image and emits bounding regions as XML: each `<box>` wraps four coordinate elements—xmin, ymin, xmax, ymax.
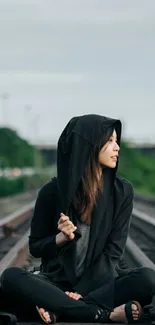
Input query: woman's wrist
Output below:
<box><xmin>56</xmin><ymin>232</ymin><xmax>69</xmax><ymax>246</ymax></box>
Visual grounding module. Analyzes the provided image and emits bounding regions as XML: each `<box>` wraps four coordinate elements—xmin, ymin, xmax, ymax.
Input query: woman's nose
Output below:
<box><xmin>115</xmin><ymin>143</ymin><xmax>120</xmax><ymax>152</ymax></box>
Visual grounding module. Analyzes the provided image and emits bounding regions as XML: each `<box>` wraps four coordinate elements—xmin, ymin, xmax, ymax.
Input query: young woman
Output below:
<box><xmin>1</xmin><ymin>114</ymin><xmax>155</xmax><ymax>324</ymax></box>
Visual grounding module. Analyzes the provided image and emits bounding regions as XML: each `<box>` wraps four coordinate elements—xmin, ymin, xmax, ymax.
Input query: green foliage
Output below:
<box><xmin>0</xmin><ymin>177</ymin><xmax>25</xmax><ymax>196</ymax></box>
<box><xmin>0</xmin><ymin>127</ymin><xmax>155</xmax><ymax>196</ymax></box>
<box><xmin>118</xmin><ymin>142</ymin><xmax>155</xmax><ymax>195</ymax></box>
<box><xmin>0</xmin><ymin>174</ymin><xmax>51</xmax><ymax>197</ymax></box>
<box><xmin>0</xmin><ymin>127</ymin><xmax>43</xmax><ymax>168</ymax></box>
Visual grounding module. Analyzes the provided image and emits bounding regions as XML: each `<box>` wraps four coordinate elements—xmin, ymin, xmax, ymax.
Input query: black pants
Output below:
<box><xmin>0</xmin><ymin>266</ymin><xmax>155</xmax><ymax>322</ymax></box>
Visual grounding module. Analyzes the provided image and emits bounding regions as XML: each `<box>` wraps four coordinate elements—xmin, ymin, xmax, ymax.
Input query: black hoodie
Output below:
<box><xmin>29</xmin><ymin>114</ymin><xmax>133</xmax><ymax>310</ymax></box>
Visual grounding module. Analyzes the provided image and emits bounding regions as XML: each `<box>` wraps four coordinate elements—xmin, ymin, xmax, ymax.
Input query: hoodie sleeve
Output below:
<box><xmin>74</xmin><ymin>181</ymin><xmax>133</xmax><ymax>295</ymax></box>
<box><xmin>103</xmin><ymin>180</ymin><xmax>133</xmax><ymax>261</ymax></box>
<box><xmin>29</xmin><ymin>178</ymin><xmax>59</xmax><ymax>260</ymax></box>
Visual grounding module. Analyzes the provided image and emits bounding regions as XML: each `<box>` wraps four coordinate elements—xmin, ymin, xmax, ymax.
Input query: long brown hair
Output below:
<box><xmin>72</xmin><ymin>126</ymin><xmax>115</xmax><ymax>225</ymax></box>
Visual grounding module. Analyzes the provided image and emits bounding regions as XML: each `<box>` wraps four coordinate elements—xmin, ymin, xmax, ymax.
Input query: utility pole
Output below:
<box><xmin>33</xmin><ymin>114</ymin><xmax>40</xmax><ymax>172</ymax></box>
<box><xmin>25</xmin><ymin>104</ymin><xmax>32</xmax><ymax>140</ymax></box>
<box><xmin>0</xmin><ymin>92</ymin><xmax>10</xmax><ymax>127</ymax></box>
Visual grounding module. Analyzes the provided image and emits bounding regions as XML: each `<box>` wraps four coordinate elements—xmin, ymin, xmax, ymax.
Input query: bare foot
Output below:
<box><xmin>110</xmin><ymin>303</ymin><xmax>140</xmax><ymax>323</ymax></box>
<box><xmin>36</xmin><ymin>306</ymin><xmax>56</xmax><ymax>324</ymax></box>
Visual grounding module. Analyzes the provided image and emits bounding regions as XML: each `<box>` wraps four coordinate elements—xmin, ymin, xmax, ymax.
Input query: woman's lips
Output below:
<box><xmin>111</xmin><ymin>156</ymin><xmax>118</xmax><ymax>161</ymax></box>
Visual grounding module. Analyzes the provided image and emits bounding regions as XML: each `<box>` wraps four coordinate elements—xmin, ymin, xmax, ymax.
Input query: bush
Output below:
<box><xmin>0</xmin><ymin>174</ymin><xmax>51</xmax><ymax>197</ymax></box>
<box><xmin>0</xmin><ymin>177</ymin><xmax>25</xmax><ymax>197</ymax></box>
<box><xmin>0</xmin><ymin>127</ymin><xmax>44</xmax><ymax>168</ymax></box>
<box><xmin>118</xmin><ymin>142</ymin><xmax>155</xmax><ymax>196</ymax></box>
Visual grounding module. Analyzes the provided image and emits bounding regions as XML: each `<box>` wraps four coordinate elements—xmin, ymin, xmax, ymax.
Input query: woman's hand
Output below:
<box><xmin>58</xmin><ymin>213</ymin><xmax>77</xmax><ymax>241</ymax></box>
<box><xmin>65</xmin><ymin>291</ymin><xmax>82</xmax><ymax>300</ymax></box>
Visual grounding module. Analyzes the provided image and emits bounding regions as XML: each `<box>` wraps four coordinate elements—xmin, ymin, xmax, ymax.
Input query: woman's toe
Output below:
<box><xmin>44</xmin><ymin>312</ymin><xmax>50</xmax><ymax>320</ymax></box>
<box><xmin>44</xmin><ymin>312</ymin><xmax>49</xmax><ymax>316</ymax></box>
<box><xmin>132</xmin><ymin>304</ymin><xmax>138</xmax><ymax>311</ymax></box>
<box><xmin>133</xmin><ymin>311</ymin><xmax>139</xmax><ymax>315</ymax></box>
<box><xmin>133</xmin><ymin>313</ymin><xmax>139</xmax><ymax>320</ymax></box>
<box><xmin>131</xmin><ymin>304</ymin><xmax>140</xmax><ymax>320</ymax></box>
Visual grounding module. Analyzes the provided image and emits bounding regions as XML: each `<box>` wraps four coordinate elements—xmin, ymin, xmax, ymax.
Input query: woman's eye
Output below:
<box><xmin>109</xmin><ymin>139</ymin><xmax>117</xmax><ymax>143</ymax></box>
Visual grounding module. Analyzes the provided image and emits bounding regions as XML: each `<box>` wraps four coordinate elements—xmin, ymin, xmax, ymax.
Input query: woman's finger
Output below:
<box><xmin>65</xmin><ymin>292</ymin><xmax>81</xmax><ymax>300</ymax></box>
<box><xmin>58</xmin><ymin>220</ymin><xmax>74</xmax><ymax>230</ymax></box>
<box><xmin>59</xmin><ymin>224</ymin><xmax>77</xmax><ymax>234</ymax></box>
<box><xmin>61</xmin><ymin>224</ymin><xmax>74</xmax><ymax>231</ymax></box>
<box><xmin>58</xmin><ymin>223</ymin><xmax>73</xmax><ymax>232</ymax></box>
<box><xmin>59</xmin><ymin>214</ymin><xmax>69</xmax><ymax>221</ymax></box>
<box><xmin>74</xmin><ymin>292</ymin><xmax>82</xmax><ymax>299</ymax></box>
<box><xmin>68</xmin><ymin>292</ymin><xmax>74</xmax><ymax>298</ymax></box>
<box><xmin>58</xmin><ymin>216</ymin><xmax>69</xmax><ymax>226</ymax></box>
<box><xmin>64</xmin><ymin>225</ymin><xmax>77</xmax><ymax>233</ymax></box>
<box><xmin>72</xmin><ymin>293</ymin><xmax>81</xmax><ymax>300</ymax></box>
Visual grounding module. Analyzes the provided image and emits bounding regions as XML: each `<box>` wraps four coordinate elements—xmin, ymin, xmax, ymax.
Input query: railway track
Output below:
<box><xmin>129</xmin><ymin>208</ymin><xmax>155</xmax><ymax>264</ymax></box>
<box><xmin>0</xmin><ymin>194</ymin><xmax>155</xmax><ymax>276</ymax></box>
<box><xmin>0</xmin><ymin>190</ymin><xmax>38</xmax><ymax>218</ymax></box>
<box><xmin>134</xmin><ymin>192</ymin><xmax>155</xmax><ymax>218</ymax></box>
<box><xmin>122</xmin><ymin>194</ymin><xmax>155</xmax><ymax>270</ymax></box>
<box><xmin>0</xmin><ymin>202</ymin><xmax>34</xmax><ymax>276</ymax></box>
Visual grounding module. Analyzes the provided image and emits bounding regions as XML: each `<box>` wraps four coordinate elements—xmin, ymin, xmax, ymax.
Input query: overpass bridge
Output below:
<box><xmin>34</xmin><ymin>140</ymin><xmax>155</xmax><ymax>165</ymax></box>
<box><xmin>128</xmin><ymin>142</ymin><xmax>155</xmax><ymax>158</ymax></box>
<box><xmin>35</xmin><ymin>143</ymin><xmax>57</xmax><ymax>165</ymax></box>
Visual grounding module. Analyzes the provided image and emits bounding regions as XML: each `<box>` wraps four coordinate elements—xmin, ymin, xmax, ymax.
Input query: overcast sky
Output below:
<box><xmin>0</xmin><ymin>0</ymin><xmax>155</xmax><ymax>145</ymax></box>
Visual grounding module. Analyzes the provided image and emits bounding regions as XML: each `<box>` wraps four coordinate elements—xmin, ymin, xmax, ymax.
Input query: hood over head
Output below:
<box><xmin>57</xmin><ymin>114</ymin><xmax>122</xmax><ymax>215</ymax></box>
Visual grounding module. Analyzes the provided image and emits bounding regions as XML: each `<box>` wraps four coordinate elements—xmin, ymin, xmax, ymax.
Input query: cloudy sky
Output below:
<box><xmin>0</xmin><ymin>0</ymin><xmax>155</xmax><ymax>145</ymax></box>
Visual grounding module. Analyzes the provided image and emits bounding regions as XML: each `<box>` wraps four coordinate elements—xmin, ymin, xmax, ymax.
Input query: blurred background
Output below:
<box><xmin>0</xmin><ymin>0</ymin><xmax>155</xmax><ymax>279</ymax></box>
<box><xmin>0</xmin><ymin>0</ymin><xmax>155</xmax><ymax>199</ymax></box>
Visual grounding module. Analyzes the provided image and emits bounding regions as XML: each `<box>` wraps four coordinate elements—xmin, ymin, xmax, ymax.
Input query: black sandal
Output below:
<box><xmin>94</xmin><ymin>307</ymin><xmax>112</xmax><ymax>322</ymax></box>
<box><xmin>125</xmin><ymin>300</ymin><xmax>143</xmax><ymax>323</ymax></box>
<box><xmin>36</xmin><ymin>306</ymin><xmax>56</xmax><ymax>324</ymax></box>
<box><xmin>94</xmin><ymin>300</ymin><xmax>143</xmax><ymax>324</ymax></box>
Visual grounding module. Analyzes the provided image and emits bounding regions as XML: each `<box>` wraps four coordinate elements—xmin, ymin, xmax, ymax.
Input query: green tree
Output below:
<box><xmin>0</xmin><ymin>127</ymin><xmax>43</xmax><ymax>167</ymax></box>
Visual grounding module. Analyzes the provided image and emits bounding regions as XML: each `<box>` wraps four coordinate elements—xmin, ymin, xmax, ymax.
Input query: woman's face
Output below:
<box><xmin>98</xmin><ymin>129</ymin><xmax>120</xmax><ymax>168</ymax></box>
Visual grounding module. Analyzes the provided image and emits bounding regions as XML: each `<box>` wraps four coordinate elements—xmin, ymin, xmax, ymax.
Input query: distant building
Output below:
<box><xmin>35</xmin><ymin>143</ymin><xmax>57</xmax><ymax>165</ymax></box>
<box><xmin>128</xmin><ymin>142</ymin><xmax>155</xmax><ymax>158</ymax></box>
